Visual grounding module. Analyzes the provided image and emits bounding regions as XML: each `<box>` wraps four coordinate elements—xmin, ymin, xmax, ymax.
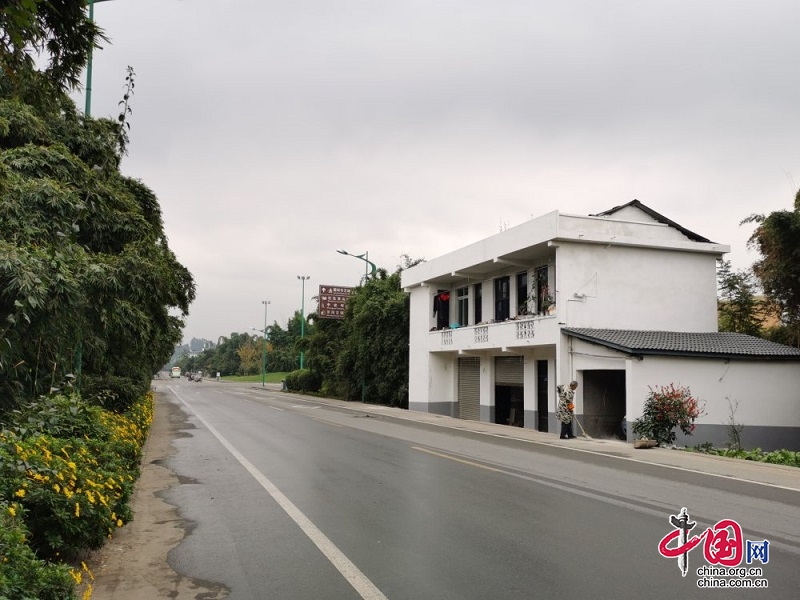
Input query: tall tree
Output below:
<box><xmin>334</xmin><ymin>267</ymin><xmax>410</xmax><ymax>407</ymax></box>
<box><xmin>743</xmin><ymin>190</ymin><xmax>800</xmax><ymax>347</ymax></box>
<box><xmin>0</xmin><ymin>66</ymin><xmax>195</xmax><ymax>411</ymax></box>
<box><xmin>236</xmin><ymin>339</ymin><xmax>261</xmax><ymax>375</ymax></box>
<box><xmin>0</xmin><ymin>0</ymin><xmax>103</xmax><ymax>91</ymax></box>
<box><xmin>716</xmin><ymin>260</ymin><xmax>763</xmax><ymax>335</ymax></box>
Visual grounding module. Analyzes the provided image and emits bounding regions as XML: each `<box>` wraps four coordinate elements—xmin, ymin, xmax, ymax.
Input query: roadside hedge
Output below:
<box><xmin>284</xmin><ymin>369</ymin><xmax>321</xmax><ymax>394</ymax></box>
<box><xmin>0</xmin><ymin>391</ymin><xmax>154</xmax><ymax>598</ymax></box>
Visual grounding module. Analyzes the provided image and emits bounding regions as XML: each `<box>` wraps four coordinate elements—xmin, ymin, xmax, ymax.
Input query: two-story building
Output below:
<box><xmin>401</xmin><ymin>200</ymin><xmax>800</xmax><ymax>450</ymax></box>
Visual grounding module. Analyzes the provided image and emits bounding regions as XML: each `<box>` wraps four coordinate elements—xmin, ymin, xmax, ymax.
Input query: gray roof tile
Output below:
<box><xmin>563</xmin><ymin>328</ymin><xmax>800</xmax><ymax>359</ymax></box>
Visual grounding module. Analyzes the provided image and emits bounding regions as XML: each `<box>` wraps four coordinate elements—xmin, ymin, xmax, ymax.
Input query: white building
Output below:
<box><xmin>401</xmin><ymin>201</ymin><xmax>800</xmax><ymax>450</ymax></box>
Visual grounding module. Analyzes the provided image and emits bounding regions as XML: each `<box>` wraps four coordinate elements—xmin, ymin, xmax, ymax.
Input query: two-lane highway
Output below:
<box><xmin>158</xmin><ymin>380</ymin><xmax>800</xmax><ymax>599</ymax></box>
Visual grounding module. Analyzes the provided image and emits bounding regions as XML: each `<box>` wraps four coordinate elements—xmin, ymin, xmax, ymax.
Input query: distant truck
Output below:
<box><xmin>170</xmin><ymin>366</ymin><xmax>182</xmax><ymax>378</ymax></box>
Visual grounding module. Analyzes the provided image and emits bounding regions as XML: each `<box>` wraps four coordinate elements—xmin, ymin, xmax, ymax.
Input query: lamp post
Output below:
<box><xmin>84</xmin><ymin>0</ymin><xmax>114</xmax><ymax>116</ymax></box>
<box><xmin>336</xmin><ymin>249</ymin><xmax>377</xmax><ymax>403</ymax></box>
<box><xmin>260</xmin><ymin>300</ymin><xmax>270</xmax><ymax>387</ymax></box>
<box><xmin>250</xmin><ymin>301</ymin><xmax>270</xmax><ymax>387</ymax></box>
<box><xmin>336</xmin><ymin>249</ymin><xmax>377</xmax><ymax>284</ymax></box>
<box><xmin>297</xmin><ymin>276</ymin><xmax>310</xmax><ymax>369</ymax></box>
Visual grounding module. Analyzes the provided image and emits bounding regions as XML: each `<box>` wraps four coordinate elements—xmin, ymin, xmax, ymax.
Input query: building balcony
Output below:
<box><xmin>428</xmin><ymin>314</ymin><xmax>560</xmax><ymax>353</ymax></box>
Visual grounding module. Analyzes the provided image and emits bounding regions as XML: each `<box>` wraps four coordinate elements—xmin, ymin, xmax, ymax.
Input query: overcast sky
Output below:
<box><xmin>78</xmin><ymin>0</ymin><xmax>800</xmax><ymax>344</ymax></box>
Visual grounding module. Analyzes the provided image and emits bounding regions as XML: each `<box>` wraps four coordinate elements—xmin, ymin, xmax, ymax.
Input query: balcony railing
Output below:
<box><xmin>430</xmin><ymin>314</ymin><xmax>559</xmax><ymax>351</ymax></box>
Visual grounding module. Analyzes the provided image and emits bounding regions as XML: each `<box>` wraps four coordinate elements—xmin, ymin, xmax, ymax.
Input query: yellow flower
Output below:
<box><xmin>116</xmin><ymin>519</ymin><xmax>123</xmax><ymax>527</ymax></box>
<box><xmin>82</xmin><ymin>583</ymin><xmax>93</xmax><ymax>600</ymax></box>
<box><xmin>7</xmin><ymin>506</ymin><xmax>16</xmax><ymax>517</ymax></box>
<box><xmin>53</xmin><ymin>483</ymin><xmax>61</xmax><ymax>493</ymax></box>
<box><xmin>74</xmin><ymin>502</ymin><xmax>80</xmax><ymax>517</ymax></box>
<box><xmin>14</xmin><ymin>488</ymin><xmax>25</xmax><ymax>498</ymax></box>
<box><xmin>69</xmin><ymin>569</ymin><xmax>82</xmax><ymax>585</ymax></box>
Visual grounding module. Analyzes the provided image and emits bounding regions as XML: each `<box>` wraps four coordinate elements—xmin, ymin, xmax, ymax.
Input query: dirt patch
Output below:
<box><xmin>83</xmin><ymin>389</ymin><xmax>229</xmax><ymax>599</ymax></box>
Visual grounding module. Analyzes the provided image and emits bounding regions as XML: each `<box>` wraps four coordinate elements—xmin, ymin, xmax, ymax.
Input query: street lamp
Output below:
<box><xmin>84</xmin><ymin>0</ymin><xmax>114</xmax><ymax>116</ymax></box>
<box><xmin>253</xmin><ymin>300</ymin><xmax>270</xmax><ymax>387</ymax></box>
<box><xmin>336</xmin><ymin>249</ymin><xmax>377</xmax><ymax>403</ymax></box>
<box><xmin>336</xmin><ymin>249</ymin><xmax>377</xmax><ymax>284</ymax></box>
<box><xmin>297</xmin><ymin>276</ymin><xmax>310</xmax><ymax>369</ymax></box>
<box><xmin>251</xmin><ymin>301</ymin><xmax>270</xmax><ymax>386</ymax></box>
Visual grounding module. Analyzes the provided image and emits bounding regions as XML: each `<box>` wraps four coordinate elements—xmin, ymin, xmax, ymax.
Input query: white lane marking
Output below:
<box><xmin>170</xmin><ymin>388</ymin><xmax>387</xmax><ymax>600</ymax></box>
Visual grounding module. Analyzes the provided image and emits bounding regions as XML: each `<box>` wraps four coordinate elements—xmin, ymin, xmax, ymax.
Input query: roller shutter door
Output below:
<box><xmin>495</xmin><ymin>356</ymin><xmax>524</xmax><ymax>385</ymax></box>
<box><xmin>458</xmin><ymin>357</ymin><xmax>480</xmax><ymax>421</ymax></box>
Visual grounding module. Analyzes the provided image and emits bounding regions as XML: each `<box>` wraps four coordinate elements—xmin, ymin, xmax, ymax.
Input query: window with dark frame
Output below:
<box><xmin>474</xmin><ymin>283</ymin><xmax>482</xmax><ymax>324</ymax></box>
<box><xmin>516</xmin><ymin>271</ymin><xmax>528</xmax><ymax>315</ymax></box>
<box><xmin>494</xmin><ymin>276</ymin><xmax>510</xmax><ymax>321</ymax></box>
<box><xmin>535</xmin><ymin>265</ymin><xmax>549</xmax><ymax>314</ymax></box>
<box><xmin>456</xmin><ymin>287</ymin><xmax>469</xmax><ymax>326</ymax></box>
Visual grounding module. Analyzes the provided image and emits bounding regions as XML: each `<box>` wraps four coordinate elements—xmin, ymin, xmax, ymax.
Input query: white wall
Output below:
<box><xmin>429</xmin><ymin>353</ymin><xmax>455</xmax><ymax>414</ymax></box>
<box><xmin>626</xmin><ymin>356</ymin><xmax>800</xmax><ymax>429</ymax></box>
<box><xmin>556</xmin><ymin>242</ymin><xmax>719</xmax><ymax>331</ymax></box>
<box><xmin>407</xmin><ymin>286</ymin><xmax>431</xmax><ymax>410</ymax></box>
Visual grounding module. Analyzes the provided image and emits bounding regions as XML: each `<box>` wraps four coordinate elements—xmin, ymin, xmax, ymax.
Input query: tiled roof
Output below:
<box><xmin>563</xmin><ymin>328</ymin><xmax>800</xmax><ymax>359</ymax></box>
<box><xmin>591</xmin><ymin>199</ymin><xmax>714</xmax><ymax>243</ymax></box>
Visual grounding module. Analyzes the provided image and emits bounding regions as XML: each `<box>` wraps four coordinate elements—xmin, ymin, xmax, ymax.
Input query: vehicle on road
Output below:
<box><xmin>170</xmin><ymin>366</ymin><xmax>182</xmax><ymax>378</ymax></box>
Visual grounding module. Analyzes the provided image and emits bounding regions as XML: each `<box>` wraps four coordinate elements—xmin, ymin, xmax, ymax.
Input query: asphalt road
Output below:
<box><xmin>94</xmin><ymin>380</ymin><xmax>800</xmax><ymax>599</ymax></box>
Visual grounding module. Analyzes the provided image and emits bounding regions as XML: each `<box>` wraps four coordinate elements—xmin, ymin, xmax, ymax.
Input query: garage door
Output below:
<box><xmin>458</xmin><ymin>357</ymin><xmax>480</xmax><ymax>421</ymax></box>
<box><xmin>495</xmin><ymin>356</ymin><xmax>524</xmax><ymax>385</ymax></box>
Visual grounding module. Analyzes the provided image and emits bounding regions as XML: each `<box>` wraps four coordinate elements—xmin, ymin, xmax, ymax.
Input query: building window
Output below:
<box><xmin>535</xmin><ymin>266</ymin><xmax>550</xmax><ymax>314</ymax></box>
<box><xmin>516</xmin><ymin>271</ymin><xmax>529</xmax><ymax>315</ymax></box>
<box><xmin>456</xmin><ymin>287</ymin><xmax>469</xmax><ymax>326</ymax></box>
<box><xmin>433</xmin><ymin>290</ymin><xmax>450</xmax><ymax>329</ymax></box>
<box><xmin>494</xmin><ymin>276</ymin><xmax>510</xmax><ymax>321</ymax></box>
<box><xmin>474</xmin><ymin>283</ymin><xmax>482</xmax><ymax>324</ymax></box>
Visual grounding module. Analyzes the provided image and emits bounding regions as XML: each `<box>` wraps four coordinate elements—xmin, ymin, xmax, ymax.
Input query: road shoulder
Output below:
<box><xmin>85</xmin><ymin>389</ymin><xmax>228</xmax><ymax>599</ymax></box>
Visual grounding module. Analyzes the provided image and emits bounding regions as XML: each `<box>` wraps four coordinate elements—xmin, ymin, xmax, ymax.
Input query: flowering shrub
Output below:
<box><xmin>0</xmin><ymin>501</ymin><xmax>74</xmax><ymax>599</ymax></box>
<box><xmin>0</xmin><ymin>430</ymin><xmax>135</xmax><ymax>557</ymax></box>
<box><xmin>0</xmin><ymin>391</ymin><xmax>154</xmax><ymax>597</ymax></box>
<box><xmin>632</xmin><ymin>384</ymin><xmax>703</xmax><ymax>446</ymax></box>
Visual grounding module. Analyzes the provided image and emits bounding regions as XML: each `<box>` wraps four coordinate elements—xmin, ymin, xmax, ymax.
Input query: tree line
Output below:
<box><xmin>717</xmin><ymin>190</ymin><xmax>800</xmax><ymax>347</ymax></box>
<box><xmin>177</xmin><ymin>259</ymin><xmax>421</xmax><ymax>408</ymax></box>
<box><xmin>0</xmin><ymin>2</ymin><xmax>195</xmax><ymax>416</ymax></box>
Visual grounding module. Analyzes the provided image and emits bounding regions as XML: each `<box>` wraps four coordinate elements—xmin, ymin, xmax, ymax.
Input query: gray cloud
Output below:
<box><xmin>78</xmin><ymin>0</ymin><xmax>800</xmax><ymax>342</ymax></box>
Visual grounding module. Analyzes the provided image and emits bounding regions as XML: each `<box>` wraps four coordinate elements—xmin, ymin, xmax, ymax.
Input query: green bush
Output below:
<box><xmin>8</xmin><ymin>393</ymin><xmax>104</xmax><ymax>439</ymax></box>
<box><xmin>632</xmin><ymin>384</ymin><xmax>702</xmax><ymax>446</ymax></box>
<box><xmin>0</xmin><ymin>501</ymin><xmax>75</xmax><ymax>600</ymax></box>
<box><xmin>284</xmin><ymin>369</ymin><xmax>321</xmax><ymax>394</ymax></box>
<box><xmin>0</xmin><ymin>392</ymin><xmax>153</xmax><ymax>560</ymax></box>
<box><xmin>81</xmin><ymin>374</ymin><xmax>146</xmax><ymax>413</ymax></box>
<box><xmin>690</xmin><ymin>445</ymin><xmax>800</xmax><ymax>467</ymax></box>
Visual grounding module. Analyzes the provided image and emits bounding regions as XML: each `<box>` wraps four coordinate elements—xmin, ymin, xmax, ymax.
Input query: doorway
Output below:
<box><xmin>581</xmin><ymin>370</ymin><xmax>626</xmax><ymax>439</ymax></box>
<box><xmin>495</xmin><ymin>385</ymin><xmax>523</xmax><ymax>427</ymax></box>
<box><xmin>536</xmin><ymin>360</ymin><xmax>548</xmax><ymax>431</ymax></box>
<box><xmin>495</xmin><ymin>356</ymin><xmax>523</xmax><ymax>427</ymax></box>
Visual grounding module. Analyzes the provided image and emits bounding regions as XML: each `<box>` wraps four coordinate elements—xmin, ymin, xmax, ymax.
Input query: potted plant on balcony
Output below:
<box><xmin>540</xmin><ymin>294</ymin><xmax>555</xmax><ymax>315</ymax></box>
